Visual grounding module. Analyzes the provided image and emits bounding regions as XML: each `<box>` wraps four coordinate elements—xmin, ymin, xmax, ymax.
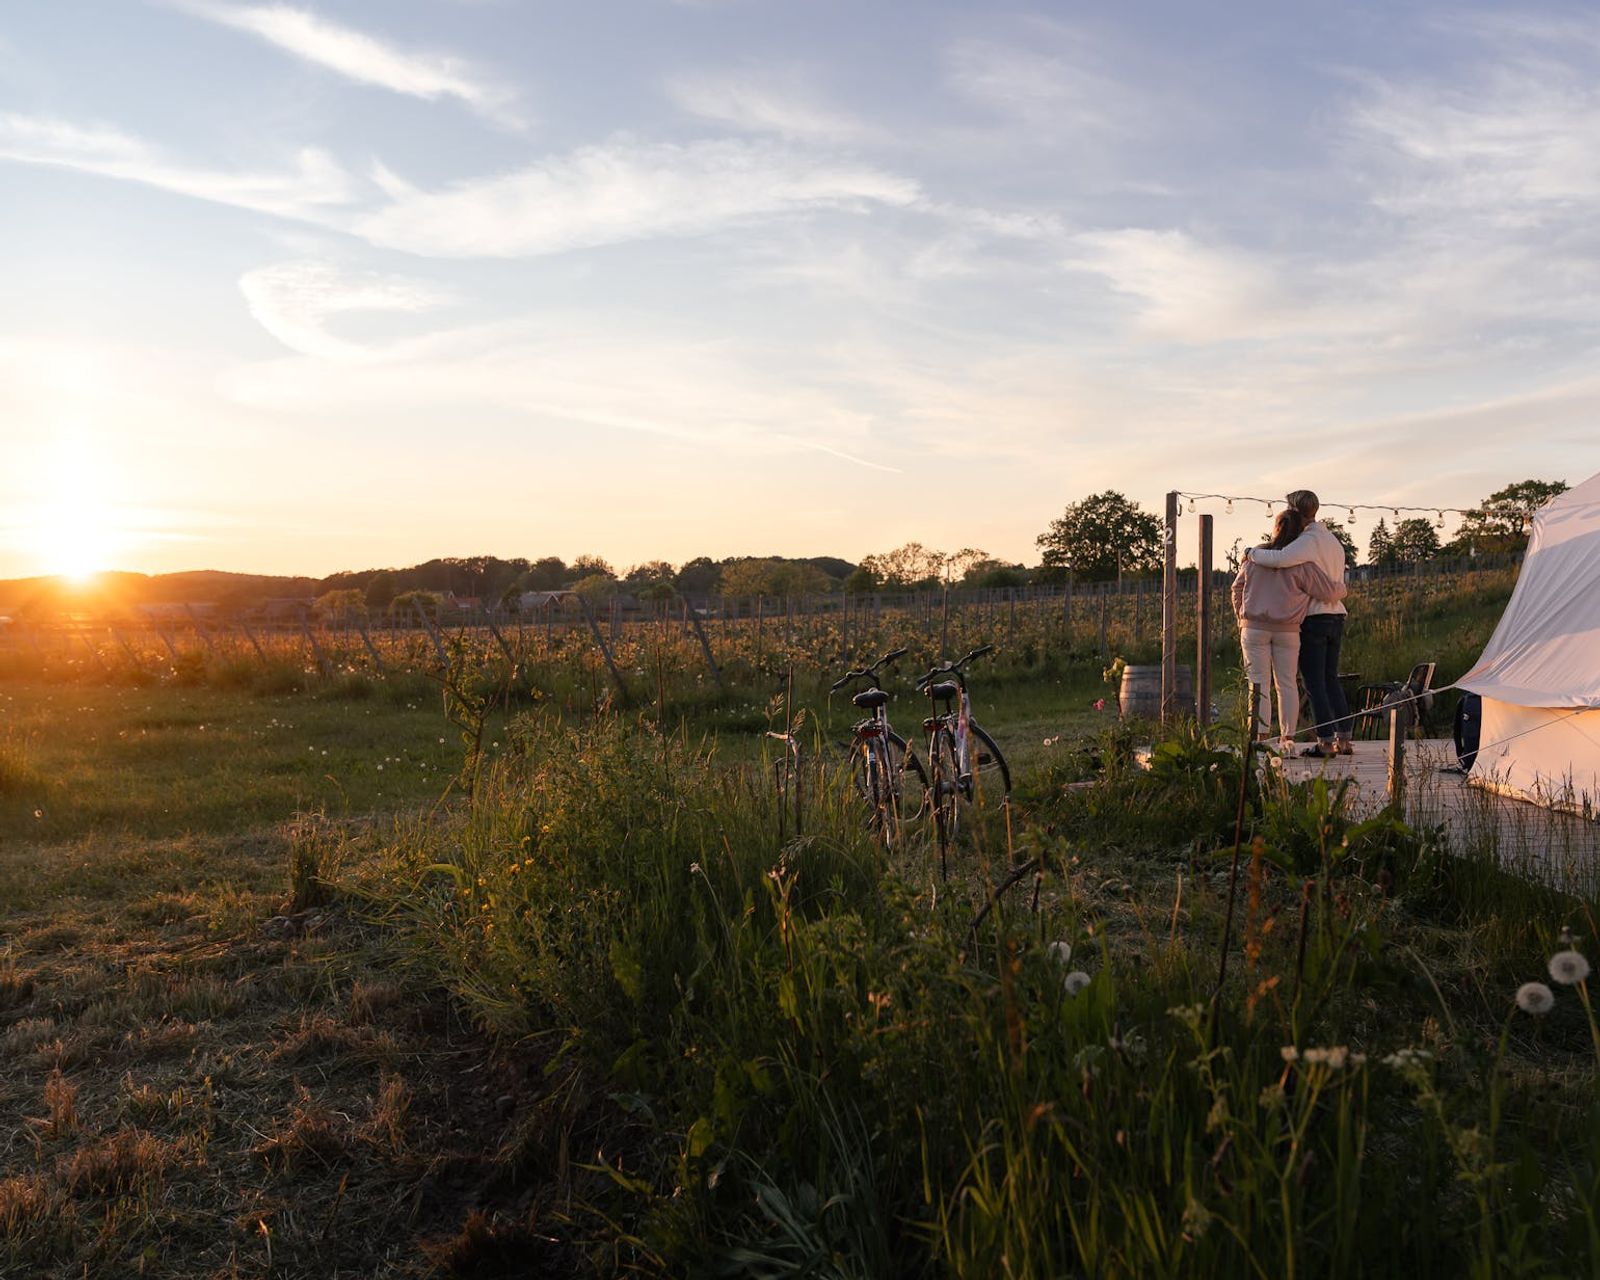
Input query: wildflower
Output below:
<box><xmin>1168</xmin><ymin>1003</ymin><xmax>1206</xmax><ymax>1030</ymax></box>
<box><xmin>1515</xmin><ymin>982</ymin><xmax>1556</xmax><ymax>1015</ymax></box>
<box><xmin>1548</xmin><ymin>950</ymin><xmax>1591</xmax><ymax>985</ymax></box>
<box><xmin>1094</xmin><ymin>698</ymin><xmax>1106</xmax><ymax>712</ymax></box>
<box><xmin>1063</xmin><ymin>971</ymin><xmax>1091</xmax><ymax>997</ymax></box>
<box><xmin>1382</xmin><ymin>1048</ymin><xmax>1433</xmax><ymax>1070</ymax></box>
<box><xmin>689</xmin><ymin>862</ymin><xmax>702</xmax><ymax>875</ymax></box>
<box><xmin>1280</xmin><ymin>1045</ymin><xmax>1299</xmax><ymax>1063</ymax></box>
<box><xmin>1302</xmin><ymin>1046</ymin><xmax>1349</xmax><ymax>1069</ymax></box>
<box><xmin>1258</xmin><ymin>1083</ymin><xmax>1285</xmax><ymax>1109</ymax></box>
<box><xmin>1047</xmin><ymin>941</ymin><xmax>1072</xmax><ymax>965</ymax></box>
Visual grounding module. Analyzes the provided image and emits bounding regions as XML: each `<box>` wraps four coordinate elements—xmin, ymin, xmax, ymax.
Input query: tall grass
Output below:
<box><xmin>345</xmin><ymin>710</ymin><xmax>1600</xmax><ymax>1275</ymax></box>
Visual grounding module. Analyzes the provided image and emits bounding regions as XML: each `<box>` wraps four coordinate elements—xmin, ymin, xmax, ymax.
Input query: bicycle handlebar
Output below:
<box><xmin>916</xmin><ymin>644</ymin><xmax>996</xmax><ymax>689</ymax></box>
<box><xmin>830</xmin><ymin>647</ymin><xmax>910</xmax><ymax>692</ymax></box>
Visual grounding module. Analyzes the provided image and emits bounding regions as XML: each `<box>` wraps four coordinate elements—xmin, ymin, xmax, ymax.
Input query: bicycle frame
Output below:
<box><xmin>831</xmin><ymin>648</ymin><xmax>922</xmax><ymax>843</ymax></box>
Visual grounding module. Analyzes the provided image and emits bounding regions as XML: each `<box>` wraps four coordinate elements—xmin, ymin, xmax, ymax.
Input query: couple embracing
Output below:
<box><xmin>1229</xmin><ymin>489</ymin><xmax>1353</xmax><ymax>757</ymax></box>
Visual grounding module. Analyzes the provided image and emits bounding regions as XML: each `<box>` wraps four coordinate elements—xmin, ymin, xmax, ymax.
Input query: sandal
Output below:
<box><xmin>1335</xmin><ymin>739</ymin><xmax>1354</xmax><ymax>756</ymax></box>
<box><xmin>1300</xmin><ymin>743</ymin><xmax>1336</xmax><ymax>758</ymax></box>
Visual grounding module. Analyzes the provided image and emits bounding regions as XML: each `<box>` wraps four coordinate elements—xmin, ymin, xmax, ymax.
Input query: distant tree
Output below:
<box><xmin>570</xmin><ymin>553</ymin><xmax>614</xmax><ymax>581</ymax></box>
<box><xmin>843</xmin><ymin>565</ymin><xmax>879</xmax><ymax>595</ymax></box>
<box><xmin>858</xmin><ymin>542</ymin><xmax>943</xmax><ymax>590</ymax></box>
<box><xmin>1390</xmin><ymin>517</ymin><xmax>1441</xmax><ymax>563</ymax></box>
<box><xmin>392</xmin><ymin>589</ymin><xmax>443</xmax><ymax>622</ymax></box>
<box><xmin>718</xmin><ymin>558</ymin><xmax>830</xmax><ymax>598</ymax></box>
<box><xmin>1366</xmin><ymin>519</ymin><xmax>1396</xmax><ymax>567</ymax></box>
<box><xmin>315</xmin><ymin>588</ymin><xmax>366</xmax><ymax>622</ymax></box>
<box><xmin>571</xmin><ymin>573</ymin><xmax>616</xmax><ymax>603</ymax></box>
<box><xmin>1035</xmin><ymin>491</ymin><xmax>1161</xmax><ymax>583</ymax></box>
<box><xmin>1318</xmin><ymin>518</ymin><xmax>1359</xmax><ymax>569</ymax></box>
<box><xmin>1446</xmin><ymin>479</ymin><xmax>1569</xmax><ymax>555</ymax></box>
<box><xmin>525</xmin><ymin>556</ymin><xmax>567</xmax><ymax>590</ymax></box>
<box><xmin>625</xmin><ymin>560</ymin><xmax>677</xmax><ymax>602</ymax></box>
<box><xmin>675</xmin><ymin>556</ymin><xmax>721</xmax><ymax>596</ymax></box>
<box><xmin>364</xmin><ymin>570</ymin><xmax>398</xmax><ymax>611</ymax></box>
<box><xmin>964</xmin><ymin>561</ymin><xmax>1030</xmax><ymax>589</ymax></box>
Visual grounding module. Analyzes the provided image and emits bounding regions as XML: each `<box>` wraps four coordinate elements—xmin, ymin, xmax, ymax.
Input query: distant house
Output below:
<box><xmin>517</xmin><ymin>590</ymin><xmax>575</xmax><ymax>612</ymax></box>
<box><xmin>444</xmin><ymin>594</ymin><xmax>482</xmax><ymax>614</ymax></box>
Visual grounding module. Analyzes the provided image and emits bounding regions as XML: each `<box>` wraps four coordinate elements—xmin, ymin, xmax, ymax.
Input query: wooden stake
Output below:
<box><xmin>1197</xmin><ymin>514</ymin><xmax>1213</xmax><ymax>726</ymax></box>
<box><xmin>1161</xmin><ymin>490</ymin><xmax>1179</xmax><ymax>721</ymax></box>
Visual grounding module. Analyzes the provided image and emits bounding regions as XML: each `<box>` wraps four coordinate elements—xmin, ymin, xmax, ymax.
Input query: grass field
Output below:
<box><xmin>9</xmin><ymin>565</ymin><xmax>1600</xmax><ymax>1276</ymax></box>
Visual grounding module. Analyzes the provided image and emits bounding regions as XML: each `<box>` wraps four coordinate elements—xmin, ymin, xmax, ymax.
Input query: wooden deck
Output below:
<box><xmin>1272</xmin><ymin>738</ymin><xmax>1600</xmax><ymax>889</ymax></box>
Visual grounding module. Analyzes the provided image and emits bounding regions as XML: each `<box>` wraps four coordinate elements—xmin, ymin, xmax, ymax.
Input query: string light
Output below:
<box><xmin>1172</xmin><ymin>490</ymin><xmax>1482</xmax><ymax>521</ymax></box>
<box><xmin>1225</xmin><ymin>498</ymin><xmax>1233</xmax><ymax>515</ymax></box>
<box><xmin>1187</xmin><ymin>497</ymin><xmax>1196</xmax><ymax>513</ymax></box>
<box><xmin>1347</xmin><ymin>507</ymin><xmax>1358</xmax><ymax>525</ymax></box>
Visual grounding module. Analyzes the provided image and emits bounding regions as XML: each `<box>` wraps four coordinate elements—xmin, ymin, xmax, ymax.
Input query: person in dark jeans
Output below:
<box><xmin>1244</xmin><ymin>490</ymin><xmax>1353</xmax><ymax>756</ymax></box>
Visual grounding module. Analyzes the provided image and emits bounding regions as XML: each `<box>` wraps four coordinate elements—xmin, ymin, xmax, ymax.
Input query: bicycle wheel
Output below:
<box><xmin>928</xmin><ymin>725</ymin><xmax>963</xmax><ymax>876</ymax></box>
<box><xmin>964</xmin><ymin>723</ymin><xmax>1012</xmax><ymax>802</ymax></box>
<box><xmin>852</xmin><ymin>731</ymin><xmax>926</xmax><ymax>847</ymax></box>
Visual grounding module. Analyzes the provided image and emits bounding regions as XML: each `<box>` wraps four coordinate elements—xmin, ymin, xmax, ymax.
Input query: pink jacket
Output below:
<box><xmin>1231</xmin><ymin>556</ymin><xmax>1347</xmax><ymax>633</ymax></box>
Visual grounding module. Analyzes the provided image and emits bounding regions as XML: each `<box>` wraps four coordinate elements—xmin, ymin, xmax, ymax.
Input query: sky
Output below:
<box><xmin>2</xmin><ymin>1</ymin><xmax>1598</xmax><ymax>580</ymax></box>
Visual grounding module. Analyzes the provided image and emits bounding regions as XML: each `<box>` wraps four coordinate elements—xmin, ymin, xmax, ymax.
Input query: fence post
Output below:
<box><xmin>355</xmin><ymin>617</ymin><xmax>388</xmax><ymax>675</ymax></box>
<box><xmin>1197</xmin><ymin>514</ymin><xmax>1213</xmax><ymax>726</ymax></box>
<box><xmin>1161</xmin><ymin>490</ymin><xmax>1179</xmax><ymax>721</ymax></box>
<box><xmin>1097</xmin><ymin>588</ymin><xmax>1110</xmax><ymax>660</ymax></box>
<box><xmin>685</xmin><ymin>600</ymin><xmax>724</xmax><ymax>689</ymax></box>
<box><xmin>413</xmin><ymin>601</ymin><xmax>449</xmax><ymax>666</ymax></box>
<box><xmin>579</xmin><ymin>595</ymin><xmax>629</xmax><ymax>702</ymax></box>
<box><xmin>1387</xmin><ymin>698</ymin><xmax>1411</xmax><ymax>809</ymax></box>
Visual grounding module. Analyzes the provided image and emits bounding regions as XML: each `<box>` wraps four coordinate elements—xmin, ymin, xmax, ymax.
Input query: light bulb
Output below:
<box><xmin>1347</xmin><ymin>507</ymin><xmax>1358</xmax><ymax>525</ymax></box>
<box><xmin>1225</xmin><ymin>499</ymin><xmax>1234</xmax><ymax>515</ymax></box>
<box><xmin>1187</xmin><ymin>498</ymin><xmax>1196</xmax><ymax>514</ymax></box>
<box><xmin>1435</xmin><ymin>510</ymin><xmax>1445</xmax><ymax>528</ymax></box>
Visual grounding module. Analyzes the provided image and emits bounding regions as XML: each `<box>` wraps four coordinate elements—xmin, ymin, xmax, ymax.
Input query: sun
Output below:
<box><xmin>23</xmin><ymin>443</ymin><xmax>128</xmax><ymax>582</ymax></box>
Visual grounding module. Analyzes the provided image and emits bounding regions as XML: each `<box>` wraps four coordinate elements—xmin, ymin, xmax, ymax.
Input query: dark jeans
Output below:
<box><xmin>1299</xmin><ymin>613</ymin><xmax>1352</xmax><ymax>742</ymax></box>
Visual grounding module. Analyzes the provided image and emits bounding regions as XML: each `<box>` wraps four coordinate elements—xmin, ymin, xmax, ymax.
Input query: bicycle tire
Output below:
<box><xmin>852</xmin><ymin>731</ymin><xmax>927</xmax><ymax>847</ymax></box>
<box><xmin>965</xmin><ymin>723</ymin><xmax>1012</xmax><ymax>801</ymax></box>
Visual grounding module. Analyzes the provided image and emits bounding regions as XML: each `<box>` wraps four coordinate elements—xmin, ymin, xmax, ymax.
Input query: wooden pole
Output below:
<box><xmin>1161</xmin><ymin>490</ymin><xmax>1179</xmax><ymax>721</ymax></box>
<box><xmin>1197</xmin><ymin>514</ymin><xmax>1214</xmax><ymax>726</ymax></box>
<box><xmin>1097</xmin><ymin>588</ymin><xmax>1110</xmax><ymax>660</ymax></box>
<box><xmin>1387</xmin><ymin>698</ymin><xmax>1411</xmax><ymax>810</ymax></box>
<box><xmin>685</xmin><ymin>601</ymin><xmax>724</xmax><ymax>689</ymax></box>
<box><xmin>355</xmin><ymin>617</ymin><xmax>388</xmax><ymax>675</ymax></box>
<box><xmin>578</xmin><ymin>595</ymin><xmax>629</xmax><ymax>701</ymax></box>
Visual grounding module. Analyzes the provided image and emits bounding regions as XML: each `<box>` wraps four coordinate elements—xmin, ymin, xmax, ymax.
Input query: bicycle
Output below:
<box><xmin>831</xmin><ymin>647</ymin><xmax>928</xmax><ymax>847</ymax></box>
<box><xmin>916</xmin><ymin>645</ymin><xmax>1012</xmax><ymax>877</ymax></box>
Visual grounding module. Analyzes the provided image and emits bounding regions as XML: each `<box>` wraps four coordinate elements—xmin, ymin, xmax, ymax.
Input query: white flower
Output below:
<box><xmin>1047</xmin><ymin>941</ymin><xmax>1072</xmax><ymax>965</ymax></box>
<box><xmin>1063</xmin><ymin>971</ymin><xmax>1092</xmax><ymax>997</ymax></box>
<box><xmin>1382</xmin><ymin>1048</ymin><xmax>1433</xmax><ymax>1071</ymax></box>
<box><xmin>1303</xmin><ymin>1046</ymin><xmax>1349</xmax><ymax>1069</ymax></box>
<box><xmin>1548</xmin><ymin>950</ymin><xmax>1591</xmax><ymax>986</ymax></box>
<box><xmin>1280</xmin><ymin>1045</ymin><xmax>1299</xmax><ymax>1063</ymax></box>
<box><xmin>1515</xmin><ymin>982</ymin><xmax>1556</xmax><ymax>1015</ymax></box>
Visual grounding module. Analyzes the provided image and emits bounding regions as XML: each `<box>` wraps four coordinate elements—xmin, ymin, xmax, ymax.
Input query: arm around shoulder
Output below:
<box><xmin>1246</xmin><ymin>532</ymin><xmax>1319</xmax><ymax>568</ymax></box>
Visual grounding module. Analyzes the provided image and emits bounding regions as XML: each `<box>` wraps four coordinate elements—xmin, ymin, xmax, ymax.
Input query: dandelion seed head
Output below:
<box><xmin>1548</xmin><ymin>950</ymin><xmax>1590</xmax><ymax>985</ymax></box>
<box><xmin>1516</xmin><ymin>981</ymin><xmax>1556</xmax><ymax>1015</ymax></box>
<box><xmin>1047</xmin><ymin>941</ymin><xmax>1072</xmax><ymax>965</ymax></box>
<box><xmin>1063</xmin><ymin>970</ymin><xmax>1091</xmax><ymax>997</ymax></box>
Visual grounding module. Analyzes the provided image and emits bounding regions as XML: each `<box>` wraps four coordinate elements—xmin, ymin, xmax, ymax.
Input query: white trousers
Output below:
<box><xmin>1240</xmin><ymin>626</ymin><xmax>1300</xmax><ymax>742</ymax></box>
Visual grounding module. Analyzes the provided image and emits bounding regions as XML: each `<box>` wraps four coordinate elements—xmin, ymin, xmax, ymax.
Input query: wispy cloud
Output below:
<box><xmin>945</xmin><ymin>32</ymin><xmax>1136</xmax><ymax>138</ymax></box>
<box><xmin>354</xmin><ymin>138</ymin><xmax>920</xmax><ymax>258</ymax></box>
<box><xmin>0</xmin><ymin>112</ymin><xmax>354</xmax><ymax>218</ymax></box>
<box><xmin>170</xmin><ymin>0</ymin><xmax>526</xmax><ymax>129</ymax></box>
<box><xmin>665</xmin><ymin>68</ymin><xmax>870</xmax><ymax>143</ymax></box>
<box><xmin>239</xmin><ymin>260</ymin><xmax>454</xmax><ymax>361</ymax></box>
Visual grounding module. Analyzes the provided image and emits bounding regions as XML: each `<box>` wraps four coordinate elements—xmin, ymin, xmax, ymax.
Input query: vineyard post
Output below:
<box><xmin>1197</xmin><ymin>514</ymin><xmax>1213</xmax><ymax>726</ymax></box>
<box><xmin>75</xmin><ymin>626</ymin><xmax>110</xmax><ymax>676</ymax></box>
<box><xmin>154</xmin><ymin>623</ymin><xmax>182</xmax><ymax>665</ymax></box>
<box><xmin>109</xmin><ymin>623</ymin><xmax>142</xmax><ymax>668</ymax></box>
<box><xmin>184</xmin><ymin>604</ymin><xmax>216</xmax><ymax>655</ymax></box>
<box><xmin>300</xmin><ymin>613</ymin><xmax>332</xmax><ymax>677</ymax></box>
<box><xmin>355</xmin><ymin>617</ymin><xmax>388</xmax><ymax>675</ymax></box>
<box><xmin>485</xmin><ymin>610</ymin><xmax>516</xmax><ymax>666</ymax></box>
<box><xmin>1135</xmin><ymin>578</ymin><xmax>1145</xmax><ymax>642</ymax></box>
<box><xmin>685</xmin><ymin>599</ymin><xmax>723</xmax><ymax>689</ymax></box>
<box><xmin>237</xmin><ymin>616</ymin><xmax>267</xmax><ymax>664</ymax></box>
<box><xmin>1063</xmin><ymin>575</ymin><xmax>1073</xmax><ymax>645</ymax></box>
<box><xmin>940</xmin><ymin>583</ymin><xmax>950</xmax><ymax>659</ymax></box>
<box><xmin>1161</xmin><ymin>490</ymin><xmax>1179</xmax><ymax>721</ymax></box>
<box><xmin>413</xmin><ymin>601</ymin><xmax>449</xmax><ymax>666</ymax></box>
<box><xmin>578</xmin><ymin>595</ymin><xmax>629</xmax><ymax>702</ymax></box>
<box><xmin>1098</xmin><ymin>588</ymin><xmax>1110</xmax><ymax>660</ymax></box>
<box><xmin>755</xmin><ymin>595</ymin><xmax>765</xmax><ymax>669</ymax></box>
<box><xmin>1008</xmin><ymin>588</ymin><xmax>1016</xmax><ymax>643</ymax></box>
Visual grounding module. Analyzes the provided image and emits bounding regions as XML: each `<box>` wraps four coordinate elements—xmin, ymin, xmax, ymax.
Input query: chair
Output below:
<box><xmin>1354</xmin><ymin>661</ymin><xmax>1436</xmax><ymax>740</ymax></box>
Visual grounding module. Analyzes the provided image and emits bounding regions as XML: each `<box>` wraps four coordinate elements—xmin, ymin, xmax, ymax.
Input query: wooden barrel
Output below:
<box><xmin>1119</xmin><ymin>664</ymin><xmax>1193</xmax><ymax>720</ymax></box>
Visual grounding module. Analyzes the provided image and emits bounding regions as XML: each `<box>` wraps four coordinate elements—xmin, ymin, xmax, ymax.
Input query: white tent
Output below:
<box><xmin>1458</xmin><ymin>472</ymin><xmax>1600</xmax><ymax>817</ymax></box>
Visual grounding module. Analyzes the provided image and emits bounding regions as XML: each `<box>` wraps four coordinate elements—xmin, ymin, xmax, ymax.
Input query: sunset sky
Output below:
<box><xmin>3</xmin><ymin>1</ymin><xmax>1598</xmax><ymax>580</ymax></box>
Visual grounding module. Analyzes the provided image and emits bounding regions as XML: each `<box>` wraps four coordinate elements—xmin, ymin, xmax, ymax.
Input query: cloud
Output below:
<box><xmin>0</xmin><ymin>112</ymin><xmax>355</xmax><ymax>219</ymax></box>
<box><xmin>353</xmin><ymin>138</ymin><xmax>920</xmax><ymax>258</ymax></box>
<box><xmin>171</xmin><ymin>0</ymin><xmax>525</xmax><ymax>128</ymax></box>
<box><xmin>1069</xmin><ymin>229</ymin><xmax>1283</xmax><ymax>343</ymax></box>
<box><xmin>239</xmin><ymin>260</ymin><xmax>455</xmax><ymax>361</ymax></box>
<box><xmin>946</xmin><ymin>33</ymin><xmax>1136</xmax><ymax>137</ymax></box>
<box><xmin>665</xmin><ymin>69</ymin><xmax>869</xmax><ymax>143</ymax></box>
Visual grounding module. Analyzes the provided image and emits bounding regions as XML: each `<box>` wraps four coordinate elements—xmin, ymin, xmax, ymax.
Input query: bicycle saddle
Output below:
<box><xmin>928</xmin><ymin>682</ymin><xmax>959</xmax><ymax>702</ymax></box>
<box><xmin>852</xmin><ymin>688</ymin><xmax>890</xmax><ymax>709</ymax></box>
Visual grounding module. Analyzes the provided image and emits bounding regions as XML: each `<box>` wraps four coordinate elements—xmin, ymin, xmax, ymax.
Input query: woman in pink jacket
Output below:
<box><xmin>1231</xmin><ymin>510</ymin><xmax>1348</xmax><ymax>749</ymax></box>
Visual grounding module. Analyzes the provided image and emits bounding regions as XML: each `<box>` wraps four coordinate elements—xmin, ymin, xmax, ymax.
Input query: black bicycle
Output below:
<box><xmin>916</xmin><ymin>645</ymin><xmax>1012</xmax><ymax>876</ymax></box>
<box><xmin>831</xmin><ymin>647</ymin><xmax>928</xmax><ymax>848</ymax></box>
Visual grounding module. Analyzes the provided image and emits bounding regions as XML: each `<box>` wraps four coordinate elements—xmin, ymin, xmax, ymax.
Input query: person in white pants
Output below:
<box><xmin>1231</xmin><ymin>510</ymin><xmax>1348</xmax><ymax>748</ymax></box>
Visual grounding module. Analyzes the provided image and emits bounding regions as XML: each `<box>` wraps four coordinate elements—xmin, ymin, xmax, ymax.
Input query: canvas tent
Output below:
<box><xmin>1457</xmin><ymin>472</ymin><xmax>1600</xmax><ymax>817</ymax></box>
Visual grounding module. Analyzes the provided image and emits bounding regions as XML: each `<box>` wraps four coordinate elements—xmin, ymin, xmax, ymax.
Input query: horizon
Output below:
<box><xmin>5</xmin><ymin>2</ymin><xmax>1600</xmax><ymax>579</ymax></box>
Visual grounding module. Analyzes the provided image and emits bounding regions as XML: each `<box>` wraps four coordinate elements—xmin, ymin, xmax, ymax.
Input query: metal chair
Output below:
<box><xmin>1354</xmin><ymin>661</ymin><xmax>1436</xmax><ymax>740</ymax></box>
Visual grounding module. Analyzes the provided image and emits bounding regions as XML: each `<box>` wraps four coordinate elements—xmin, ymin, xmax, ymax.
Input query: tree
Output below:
<box><xmin>1035</xmin><ymin>491</ymin><xmax>1161</xmax><ymax>583</ymax></box>
<box><xmin>843</xmin><ymin>565</ymin><xmax>879</xmax><ymax>594</ymax></box>
<box><xmin>525</xmin><ymin>557</ymin><xmax>567</xmax><ymax>590</ymax></box>
<box><xmin>569</xmin><ymin>553</ymin><xmax>614</xmax><ymax>581</ymax></box>
<box><xmin>675</xmin><ymin>556</ymin><xmax>721</xmax><ymax>596</ymax></box>
<box><xmin>364</xmin><ymin>570</ymin><xmax>397</xmax><ymax>611</ymax></box>
<box><xmin>718</xmin><ymin>558</ymin><xmax>830</xmax><ymax>598</ymax></box>
<box><xmin>1366</xmin><ymin>519</ymin><xmax>1396</xmax><ymax>567</ymax></box>
<box><xmin>392</xmin><ymin>589</ymin><xmax>443</xmax><ymax>621</ymax></box>
<box><xmin>315</xmin><ymin>588</ymin><xmax>366</xmax><ymax>622</ymax></box>
<box><xmin>1390</xmin><ymin>517</ymin><xmax>1441</xmax><ymax>563</ymax></box>
<box><xmin>571</xmin><ymin>573</ymin><xmax>616</xmax><ymax>603</ymax></box>
<box><xmin>858</xmin><ymin>542</ymin><xmax>943</xmax><ymax>590</ymax></box>
<box><xmin>1319</xmin><ymin>518</ymin><xmax>1359</xmax><ymax>569</ymax></box>
<box><xmin>625</xmin><ymin>560</ymin><xmax>677</xmax><ymax>601</ymax></box>
<box><xmin>1446</xmin><ymin>479</ymin><xmax>1568</xmax><ymax>555</ymax></box>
